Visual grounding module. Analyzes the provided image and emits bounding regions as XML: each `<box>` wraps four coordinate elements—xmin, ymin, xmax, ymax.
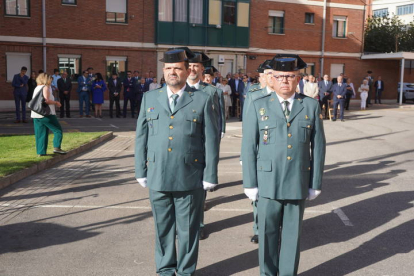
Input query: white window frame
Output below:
<box><xmin>333</xmin><ymin>16</ymin><xmax>347</xmax><ymax>38</ymax></box>
<box><xmin>268</xmin><ymin>10</ymin><xmax>285</xmax><ymax>35</ymax></box>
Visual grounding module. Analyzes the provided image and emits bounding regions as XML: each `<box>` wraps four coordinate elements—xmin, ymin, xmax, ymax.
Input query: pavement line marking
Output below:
<box><xmin>110</xmin><ymin>124</ymin><xmax>119</xmax><ymax>129</ymax></box>
<box><xmin>96</xmin><ymin>118</ymin><xmax>102</xmax><ymax>121</ymax></box>
<box><xmin>0</xmin><ymin>204</ymin><xmax>330</xmax><ymax>214</ymax></box>
<box><xmin>333</xmin><ymin>207</ymin><xmax>354</xmax><ymax>226</ymax></box>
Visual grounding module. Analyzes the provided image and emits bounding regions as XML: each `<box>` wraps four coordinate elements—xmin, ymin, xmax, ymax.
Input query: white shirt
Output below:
<box><xmin>266</xmin><ymin>86</ymin><xmax>273</xmax><ymax>94</ymax></box>
<box><xmin>378</xmin><ymin>81</ymin><xmax>382</xmax><ymax>89</ymax></box>
<box><xmin>187</xmin><ymin>80</ymin><xmax>201</xmax><ymax>90</ymax></box>
<box><xmin>31</xmin><ymin>85</ymin><xmax>56</xmax><ymax>118</ymax></box>
<box><xmin>325</xmin><ymin>80</ymin><xmax>328</xmax><ymax>86</ymax></box>
<box><xmin>167</xmin><ymin>84</ymin><xmax>186</xmax><ymax>106</ymax></box>
<box><xmin>276</xmin><ymin>93</ymin><xmax>295</xmax><ymax>112</ymax></box>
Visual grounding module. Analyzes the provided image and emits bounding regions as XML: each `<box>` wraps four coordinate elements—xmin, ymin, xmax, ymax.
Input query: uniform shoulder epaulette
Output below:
<box><xmin>252</xmin><ymin>92</ymin><xmax>271</xmax><ymax>102</ymax></box>
<box><xmin>248</xmin><ymin>87</ymin><xmax>260</xmax><ymax>93</ymax></box>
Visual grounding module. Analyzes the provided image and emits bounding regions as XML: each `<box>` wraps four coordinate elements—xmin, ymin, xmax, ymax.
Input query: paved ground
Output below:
<box><xmin>1</xmin><ymin>105</ymin><xmax>414</xmax><ymax>276</ymax></box>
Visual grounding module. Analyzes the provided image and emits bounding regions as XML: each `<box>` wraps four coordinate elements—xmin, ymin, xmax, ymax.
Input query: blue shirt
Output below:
<box><xmin>52</xmin><ymin>74</ymin><xmax>61</xmax><ymax>90</ymax></box>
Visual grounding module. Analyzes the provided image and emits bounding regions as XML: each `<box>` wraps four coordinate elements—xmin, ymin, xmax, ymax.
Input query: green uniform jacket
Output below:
<box><xmin>242</xmin><ymin>92</ymin><xmax>326</xmax><ymax>200</ymax></box>
<box><xmin>135</xmin><ymin>85</ymin><xmax>219</xmax><ymax>191</ymax></box>
<box><xmin>198</xmin><ymin>82</ymin><xmax>221</xmax><ymax>134</ymax></box>
<box><xmin>216</xmin><ymin>87</ymin><xmax>226</xmax><ymax>133</ymax></box>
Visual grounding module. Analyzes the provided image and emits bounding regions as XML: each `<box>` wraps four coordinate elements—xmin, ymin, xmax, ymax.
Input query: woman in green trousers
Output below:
<box><xmin>31</xmin><ymin>73</ymin><xmax>66</xmax><ymax>157</ymax></box>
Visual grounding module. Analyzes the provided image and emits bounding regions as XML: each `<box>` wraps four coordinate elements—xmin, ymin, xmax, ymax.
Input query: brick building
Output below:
<box><xmin>1</xmin><ymin>0</ymin><xmax>410</xmax><ymax>106</ymax></box>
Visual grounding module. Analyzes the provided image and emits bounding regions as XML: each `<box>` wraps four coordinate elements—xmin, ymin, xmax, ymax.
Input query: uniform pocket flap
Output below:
<box><xmin>259</xmin><ymin>121</ymin><xmax>277</xmax><ymax>130</ymax></box>
<box><xmin>147</xmin><ymin>151</ymin><xmax>155</xmax><ymax>162</ymax></box>
<box><xmin>257</xmin><ymin>160</ymin><xmax>272</xmax><ymax>172</ymax></box>
<box><xmin>185</xmin><ymin>153</ymin><xmax>205</xmax><ymax>164</ymax></box>
<box><xmin>186</xmin><ymin>115</ymin><xmax>201</xmax><ymax>124</ymax></box>
<box><xmin>147</xmin><ymin>113</ymin><xmax>159</xmax><ymax>120</ymax></box>
<box><xmin>299</xmin><ymin>120</ymin><xmax>313</xmax><ymax>129</ymax></box>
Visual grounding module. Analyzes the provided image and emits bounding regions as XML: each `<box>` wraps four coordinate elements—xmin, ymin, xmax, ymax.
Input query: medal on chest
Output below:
<box><xmin>263</xmin><ymin>126</ymin><xmax>269</xmax><ymax>145</ymax></box>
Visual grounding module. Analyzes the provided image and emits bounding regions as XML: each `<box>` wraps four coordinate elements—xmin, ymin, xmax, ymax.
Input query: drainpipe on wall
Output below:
<box><xmin>42</xmin><ymin>0</ymin><xmax>46</xmax><ymax>71</ymax></box>
<box><xmin>320</xmin><ymin>0</ymin><xmax>327</xmax><ymax>77</ymax></box>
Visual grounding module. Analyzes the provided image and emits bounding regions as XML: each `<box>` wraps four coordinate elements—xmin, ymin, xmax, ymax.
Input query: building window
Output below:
<box><xmin>58</xmin><ymin>55</ymin><xmax>81</xmax><ymax>82</ymax></box>
<box><xmin>208</xmin><ymin>0</ymin><xmax>221</xmax><ymax>25</ymax></box>
<box><xmin>6</xmin><ymin>52</ymin><xmax>31</xmax><ymax>82</ymax></box>
<box><xmin>106</xmin><ymin>57</ymin><xmax>127</xmax><ymax>80</ymax></box>
<box><xmin>300</xmin><ymin>63</ymin><xmax>315</xmax><ymax>76</ymax></box>
<box><xmin>268</xmin><ymin>11</ymin><xmax>284</xmax><ymax>34</ymax></box>
<box><xmin>333</xmin><ymin>16</ymin><xmax>347</xmax><ymax>38</ymax></box>
<box><xmin>175</xmin><ymin>0</ymin><xmax>187</xmax><ymax>22</ymax></box>
<box><xmin>237</xmin><ymin>2</ymin><xmax>249</xmax><ymax>27</ymax></box>
<box><xmin>62</xmin><ymin>0</ymin><xmax>76</xmax><ymax>5</ymax></box>
<box><xmin>4</xmin><ymin>0</ymin><xmax>30</xmax><ymax>17</ymax></box>
<box><xmin>373</xmin><ymin>8</ymin><xmax>388</xmax><ymax>17</ymax></box>
<box><xmin>159</xmin><ymin>0</ymin><xmax>173</xmax><ymax>22</ymax></box>
<box><xmin>305</xmin><ymin>13</ymin><xmax>314</xmax><ymax>24</ymax></box>
<box><xmin>223</xmin><ymin>1</ymin><xmax>236</xmax><ymax>25</ymax></box>
<box><xmin>106</xmin><ymin>0</ymin><xmax>127</xmax><ymax>23</ymax></box>
<box><xmin>397</xmin><ymin>4</ymin><xmax>413</xmax><ymax>15</ymax></box>
<box><xmin>190</xmin><ymin>0</ymin><xmax>203</xmax><ymax>24</ymax></box>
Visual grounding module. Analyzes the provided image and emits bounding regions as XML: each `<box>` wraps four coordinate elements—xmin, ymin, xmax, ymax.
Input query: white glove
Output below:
<box><xmin>244</xmin><ymin>188</ymin><xmax>259</xmax><ymax>201</ymax></box>
<box><xmin>136</xmin><ymin>178</ymin><xmax>147</xmax><ymax>188</ymax></box>
<box><xmin>221</xmin><ymin>132</ymin><xmax>225</xmax><ymax>139</ymax></box>
<box><xmin>203</xmin><ymin>181</ymin><xmax>217</xmax><ymax>191</ymax></box>
<box><xmin>307</xmin><ymin>189</ymin><xmax>321</xmax><ymax>200</ymax></box>
<box><xmin>240</xmin><ymin>160</ymin><xmax>242</xmax><ymax>166</ymax></box>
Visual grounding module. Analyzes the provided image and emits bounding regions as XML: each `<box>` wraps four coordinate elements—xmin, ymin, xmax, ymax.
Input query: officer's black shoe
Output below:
<box><xmin>341</xmin><ymin>119</ymin><xmax>345</xmax><ymax>122</ymax></box>
<box><xmin>199</xmin><ymin>229</ymin><xmax>206</xmax><ymax>240</ymax></box>
<box><xmin>332</xmin><ymin>118</ymin><xmax>336</xmax><ymax>122</ymax></box>
<box><xmin>251</xmin><ymin>235</ymin><xmax>259</xmax><ymax>244</ymax></box>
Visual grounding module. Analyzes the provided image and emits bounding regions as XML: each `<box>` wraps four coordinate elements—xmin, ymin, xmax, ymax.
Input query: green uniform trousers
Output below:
<box><xmin>200</xmin><ymin>190</ymin><xmax>207</xmax><ymax>229</ymax></box>
<box><xmin>149</xmin><ymin>188</ymin><xmax>204</xmax><ymax>276</ymax></box>
<box><xmin>252</xmin><ymin>200</ymin><xmax>259</xmax><ymax>235</ymax></box>
<box><xmin>258</xmin><ymin>197</ymin><xmax>306</xmax><ymax>276</ymax></box>
<box><xmin>33</xmin><ymin>115</ymin><xmax>63</xmax><ymax>155</ymax></box>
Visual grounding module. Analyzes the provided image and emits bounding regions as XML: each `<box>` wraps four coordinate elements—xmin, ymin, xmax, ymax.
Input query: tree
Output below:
<box><xmin>364</xmin><ymin>15</ymin><xmax>413</xmax><ymax>53</ymax></box>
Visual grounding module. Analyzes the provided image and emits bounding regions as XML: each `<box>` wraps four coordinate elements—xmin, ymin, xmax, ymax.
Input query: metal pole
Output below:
<box><xmin>320</xmin><ymin>0</ymin><xmax>327</xmax><ymax>77</ymax></box>
<box><xmin>42</xmin><ymin>0</ymin><xmax>46</xmax><ymax>72</ymax></box>
<box><xmin>399</xmin><ymin>58</ymin><xmax>405</xmax><ymax>105</ymax></box>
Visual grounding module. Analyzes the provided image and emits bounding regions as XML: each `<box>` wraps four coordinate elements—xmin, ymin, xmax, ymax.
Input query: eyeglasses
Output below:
<box><xmin>272</xmin><ymin>74</ymin><xmax>298</xmax><ymax>81</ymax></box>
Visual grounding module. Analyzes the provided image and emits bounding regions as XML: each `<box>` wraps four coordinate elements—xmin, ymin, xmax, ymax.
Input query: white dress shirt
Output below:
<box><xmin>276</xmin><ymin>92</ymin><xmax>295</xmax><ymax>112</ymax></box>
<box><xmin>167</xmin><ymin>84</ymin><xmax>185</xmax><ymax>106</ymax></box>
<box><xmin>266</xmin><ymin>86</ymin><xmax>273</xmax><ymax>94</ymax></box>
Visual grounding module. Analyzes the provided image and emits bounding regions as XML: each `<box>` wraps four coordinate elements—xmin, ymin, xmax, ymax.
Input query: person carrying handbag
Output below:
<box><xmin>30</xmin><ymin>73</ymin><xmax>66</xmax><ymax>157</ymax></box>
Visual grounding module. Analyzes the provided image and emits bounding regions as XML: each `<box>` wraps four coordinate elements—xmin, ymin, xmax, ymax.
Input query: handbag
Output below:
<box><xmin>28</xmin><ymin>86</ymin><xmax>51</xmax><ymax>116</ymax></box>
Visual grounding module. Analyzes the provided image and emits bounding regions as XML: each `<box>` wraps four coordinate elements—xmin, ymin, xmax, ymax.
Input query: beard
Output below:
<box><xmin>166</xmin><ymin>74</ymin><xmax>183</xmax><ymax>87</ymax></box>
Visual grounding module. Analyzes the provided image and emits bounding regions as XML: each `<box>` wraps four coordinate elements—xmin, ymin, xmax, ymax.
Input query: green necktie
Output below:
<box><xmin>283</xmin><ymin>100</ymin><xmax>290</xmax><ymax>119</ymax></box>
<box><xmin>170</xmin><ymin>94</ymin><xmax>179</xmax><ymax>112</ymax></box>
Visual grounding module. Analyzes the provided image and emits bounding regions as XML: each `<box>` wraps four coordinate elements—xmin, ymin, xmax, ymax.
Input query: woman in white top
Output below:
<box><xmin>217</xmin><ymin>77</ymin><xmax>232</xmax><ymax>119</ymax></box>
<box><xmin>149</xmin><ymin>77</ymin><xmax>161</xmax><ymax>91</ymax></box>
<box><xmin>358</xmin><ymin>79</ymin><xmax>369</xmax><ymax>110</ymax></box>
<box><xmin>31</xmin><ymin>73</ymin><xmax>66</xmax><ymax>156</ymax></box>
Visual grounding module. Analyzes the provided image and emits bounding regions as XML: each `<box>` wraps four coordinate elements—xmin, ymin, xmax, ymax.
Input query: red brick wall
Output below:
<box><xmin>0</xmin><ymin>1</ymin><xmax>42</xmax><ymax>37</ymax></box>
<box><xmin>250</xmin><ymin>0</ymin><xmax>364</xmax><ymax>54</ymax></box>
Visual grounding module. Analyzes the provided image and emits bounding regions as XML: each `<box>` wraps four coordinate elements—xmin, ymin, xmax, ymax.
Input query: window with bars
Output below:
<box><xmin>268</xmin><ymin>11</ymin><xmax>284</xmax><ymax>34</ymax></box>
<box><xmin>58</xmin><ymin>56</ymin><xmax>81</xmax><ymax>82</ymax></box>
<box><xmin>397</xmin><ymin>4</ymin><xmax>413</xmax><ymax>15</ymax></box>
<box><xmin>4</xmin><ymin>0</ymin><xmax>30</xmax><ymax>17</ymax></box>
<box><xmin>373</xmin><ymin>8</ymin><xmax>388</xmax><ymax>17</ymax></box>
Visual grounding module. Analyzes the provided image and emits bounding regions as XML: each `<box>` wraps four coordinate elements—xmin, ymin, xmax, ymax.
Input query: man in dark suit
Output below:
<box><xmin>229</xmin><ymin>73</ymin><xmax>241</xmax><ymax>117</ymax></box>
<box><xmin>123</xmin><ymin>71</ymin><xmax>135</xmax><ymax>118</ymax></box>
<box><xmin>374</xmin><ymin>76</ymin><xmax>384</xmax><ymax>104</ymax></box>
<box><xmin>57</xmin><ymin>71</ymin><xmax>72</xmax><ymax>118</ymax></box>
<box><xmin>135</xmin><ymin>77</ymin><xmax>149</xmax><ymax>116</ymax></box>
<box><xmin>331</xmin><ymin>75</ymin><xmax>347</xmax><ymax>122</ymax></box>
<box><xmin>239</xmin><ymin>74</ymin><xmax>249</xmax><ymax>121</ymax></box>
<box><xmin>318</xmin><ymin>74</ymin><xmax>333</xmax><ymax>119</ymax></box>
<box><xmin>298</xmin><ymin>74</ymin><xmax>308</xmax><ymax>94</ymax></box>
<box><xmin>108</xmin><ymin>71</ymin><xmax>122</xmax><ymax>118</ymax></box>
<box><xmin>365</xmin><ymin>70</ymin><xmax>374</xmax><ymax>106</ymax></box>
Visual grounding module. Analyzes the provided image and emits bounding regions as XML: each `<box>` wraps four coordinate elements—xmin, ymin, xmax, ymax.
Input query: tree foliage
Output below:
<box><xmin>364</xmin><ymin>15</ymin><xmax>414</xmax><ymax>53</ymax></box>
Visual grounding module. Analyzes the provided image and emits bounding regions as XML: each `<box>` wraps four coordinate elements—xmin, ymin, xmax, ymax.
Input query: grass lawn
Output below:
<box><xmin>0</xmin><ymin>132</ymin><xmax>108</xmax><ymax>177</ymax></box>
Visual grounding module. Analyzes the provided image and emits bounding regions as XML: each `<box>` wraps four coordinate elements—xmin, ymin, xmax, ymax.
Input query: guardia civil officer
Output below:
<box><xmin>203</xmin><ymin>66</ymin><xmax>226</xmax><ymax>137</ymax></box>
<box><xmin>240</xmin><ymin>60</ymin><xmax>273</xmax><ymax>244</ymax></box>
<box><xmin>242</xmin><ymin>54</ymin><xmax>326</xmax><ymax>275</ymax></box>
<box><xmin>135</xmin><ymin>49</ymin><xmax>219</xmax><ymax>276</ymax></box>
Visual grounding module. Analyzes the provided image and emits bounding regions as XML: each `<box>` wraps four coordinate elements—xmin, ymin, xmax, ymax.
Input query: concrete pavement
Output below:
<box><xmin>1</xmin><ymin>106</ymin><xmax>414</xmax><ymax>275</ymax></box>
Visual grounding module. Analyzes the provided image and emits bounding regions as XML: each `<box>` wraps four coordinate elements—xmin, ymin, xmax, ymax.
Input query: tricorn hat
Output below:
<box><xmin>257</xmin><ymin>60</ymin><xmax>273</xmax><ymax>73</ymax></box>
<box><xmin>270</xmin><ymin>54</ymin><xmax>307</xmax><ymax>71</ymax></box>
<box><xmin>190</xmin><ymin>51</ymin><xmax>211</xmax><ymax>64</ymax></box>
<box><xmin>203</xmin><ymin>66</ymin><xmax>218</xmax><ymax>75</ymax></box>
<box><xmin>160</xmin><ymin>49</ymin><xmax>189</xmax><ymax>63</ymax></box>
<box><xmin>367</xmin><ymin>70</ymin><xmax>373</xmax><ymax>74</ymax></box>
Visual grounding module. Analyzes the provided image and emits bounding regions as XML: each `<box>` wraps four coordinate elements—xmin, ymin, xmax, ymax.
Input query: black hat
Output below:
<box><xmin>270</xmin><ymin>54</ymin><xmax>307</xmax><ymax>71</ymax></box>
<box><xmin>203</xmin><ymin>66</ymin><xmax>218</xmax><ymax>75</ymax></box>
<box><xmin>165</xmin><ymin>47</ymin><xmax>195</xmax><ymax>61</ymax></box>
<box><xmin>257</xmin><ymin>60</ymin><xmax>273</xmax><ymax>73</ymax></box>
<box><xmin>160</xmin><ymin>49</ymin><xmax>189</xmax><ymax>63</ymax></box>
<box><xmin>190</xmin><ymin>51</ymin><xmax>210</xmax><ymax>64</ymax></box>
<box><xmin>367</xmin><ymin>71</ymin><xmax>373</xmax><ymax>74</ymax></box>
